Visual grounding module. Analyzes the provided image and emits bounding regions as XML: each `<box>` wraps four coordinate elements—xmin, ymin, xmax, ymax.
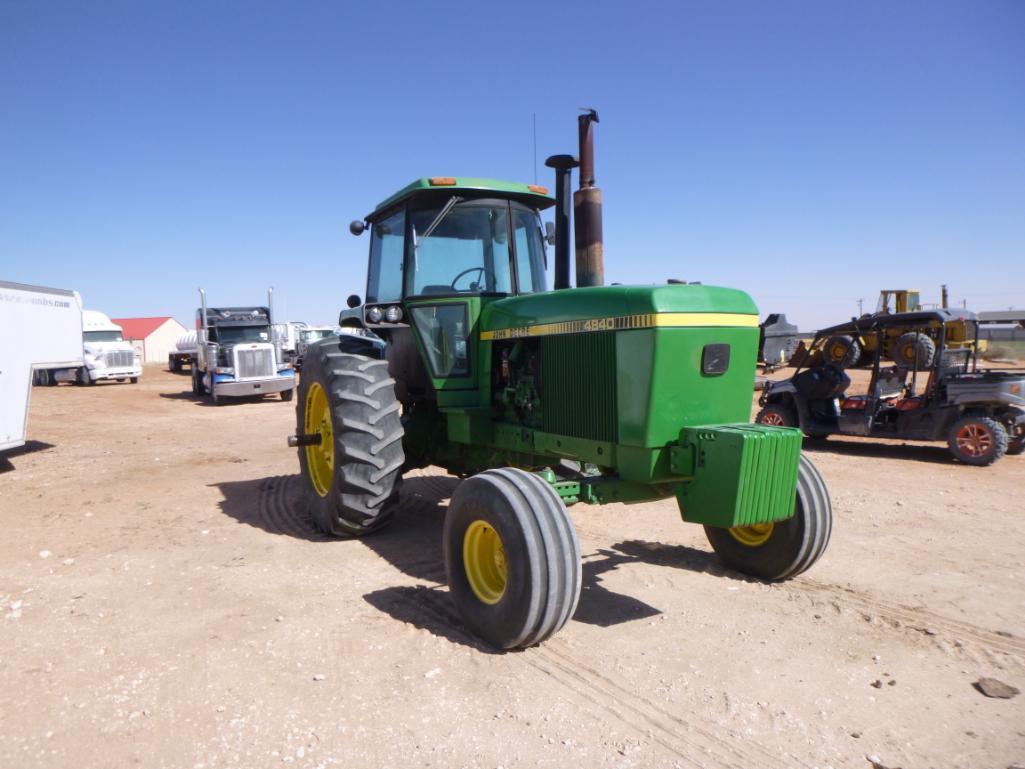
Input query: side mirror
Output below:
<box><xmin>544</xmin><ymin>221</ymin><xmax>556</xmax><ymax>245</ymax></box>
<box><xmin>349</xmin><ymin>220</ymin><xmax>366</xmax><ymax>236</ymax></box>
<box><xmin>346</xmin><ymin>294</ymin><xmax>361</xmax><ymax>309</ymax></box>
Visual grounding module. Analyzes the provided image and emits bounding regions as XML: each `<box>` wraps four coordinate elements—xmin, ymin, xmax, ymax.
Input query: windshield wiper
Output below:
<box><xmin>416</xmin><ymin>196</ymin><xmax>462</xmax><ymax>247</ymax></box>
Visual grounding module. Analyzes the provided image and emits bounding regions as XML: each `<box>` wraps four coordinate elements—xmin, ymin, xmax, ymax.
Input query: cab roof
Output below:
<box><xmin>370</xmin><ymin>177</ymin><xmax>556</xmax><ymax>220</ymax></box>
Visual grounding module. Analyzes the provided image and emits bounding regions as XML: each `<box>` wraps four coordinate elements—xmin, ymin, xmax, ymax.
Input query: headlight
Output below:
<box><xmin>385</xmin><ymin>306</ymin><xmax>403</xmax><ymax>323</ymax></box>
<box><xmin>367</xmin><ymin>306</ymin><xmax>383</xmax><ymax>323</ymax></box>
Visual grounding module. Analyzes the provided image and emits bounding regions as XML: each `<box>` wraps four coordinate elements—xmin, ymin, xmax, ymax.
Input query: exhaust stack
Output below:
<box><xmin>573</xmin><ymin>109</ymin><xmax>604</xmax><ymax>287</ymax></box>
<box><xmin>544</xmin><ymin>153</ymin><xmax>579</xmax><ymax>290</ymax></box>
<box><xmin>199</xmin><ymin>288</ymin><xmax>208</xmax><ymax>335</ymax></box>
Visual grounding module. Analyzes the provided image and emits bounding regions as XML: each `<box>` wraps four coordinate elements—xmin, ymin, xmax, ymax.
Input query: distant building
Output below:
<box><xmin>112</xmin><ymin>316</ymin><xmax>188</xmax><ymax>364</ymax></box>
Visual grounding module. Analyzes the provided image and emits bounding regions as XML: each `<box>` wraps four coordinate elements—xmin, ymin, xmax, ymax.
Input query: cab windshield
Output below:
<box><xmin>406</xmin><ymin>200</ymin><xmax>547</xmax><ymax>297</ymax></box>
<box><xmin>84</xmin><ymin>330</ymin><xmax>123</xmax><ymax>342</ymax></box>
<box><xmin>214</xmin><ymin>326</ymin><xmax>269</xmax><ymax>344</ymax></box>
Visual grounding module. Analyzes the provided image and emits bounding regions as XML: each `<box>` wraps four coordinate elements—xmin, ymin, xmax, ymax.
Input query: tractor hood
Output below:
<box><xmin>479</xmin><ymin>284</ymin><xmax>759</xmax><ymax>340</ymax></box>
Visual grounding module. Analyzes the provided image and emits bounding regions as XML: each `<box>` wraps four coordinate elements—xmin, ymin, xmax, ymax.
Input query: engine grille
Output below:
<box><xmin>104</xmin><ymin>350</ymin><xmax>134</xmax><ymax>368</ymax></box>
<box><xmin>235</xmin><ymin>347</ymin><xmax>275</xmax><ymax>380</ymax></box>
<box><xmin>540</xmin><ymin>332</ymin><xmax>618</xmax><ymax>442</ymax></box>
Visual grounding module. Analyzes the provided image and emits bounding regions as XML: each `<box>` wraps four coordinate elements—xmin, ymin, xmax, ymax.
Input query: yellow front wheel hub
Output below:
<box><xmin>463</xmin><ymin>520</ymin><xmax>507</xmax><ymax>605</ymax></box>
<box><xmin>728</xmin><ymin>522</ymin><xmax>775</xmax><ymax>547</ymax></box>
<box><xmin>304</xmin><ymin>381</ymin><xmax>334</xmax><ymax>498</ymax></box>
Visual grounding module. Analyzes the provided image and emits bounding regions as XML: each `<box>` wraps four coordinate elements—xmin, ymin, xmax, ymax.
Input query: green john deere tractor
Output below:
<box><xmin>290</xmin><ymin>113</ymin><xmax>832</xmax><ymax>650</ymax></box>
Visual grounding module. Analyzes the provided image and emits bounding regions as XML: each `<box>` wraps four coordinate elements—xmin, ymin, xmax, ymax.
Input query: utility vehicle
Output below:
<box><xmin>290</xmin><ymin>114</ymin><xmax>833</xmax><ymax>649</ymax></box>
<box><xmin>758</xmin><ymin>310</ymin><xmax>1024</xmax><ymax>465</ymax></box>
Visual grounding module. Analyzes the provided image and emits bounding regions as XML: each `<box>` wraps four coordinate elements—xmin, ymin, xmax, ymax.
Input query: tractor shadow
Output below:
<box><xmin>212</xmin><ymin>470</ymin><xmax>744</xmax><ymax>650</ymax></box>
<box><xmin>0</xmin><ymin>440</ymin><xmax>57</xmax><ymax>474</ymax></box>
<box><xmin>802</xmin><ymin>437</ymin><xmax>954</xmax><ymax>464</ymax></box>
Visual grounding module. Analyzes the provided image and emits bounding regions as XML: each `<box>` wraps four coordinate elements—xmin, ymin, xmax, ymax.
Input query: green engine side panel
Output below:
<box><xmin>616</xmin><ymin>326</ymin><xmax>759</xmax><ymax>448</ymax></box>
<box><xmin>676</xmin><ymin>424</ymin><xmax>802</xmax><ymax>527</ymax></box>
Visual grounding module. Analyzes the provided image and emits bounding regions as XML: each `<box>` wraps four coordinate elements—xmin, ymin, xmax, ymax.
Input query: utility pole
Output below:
<box><xmin>857</xmin><ymin>298</ymin><xmax>864</xmax><ymax>315</ymax></box>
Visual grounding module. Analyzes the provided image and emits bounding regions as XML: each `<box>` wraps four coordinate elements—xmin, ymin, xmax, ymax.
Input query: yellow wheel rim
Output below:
<box><xmin>463</xmin><ymin>520</ymin><xmax>507</xmax><ymax>605</ymax></box>
<box><xmin>728</xmin><ymin>522</ymin><xmax>775</xmax><ymax>547</ymax></box>
<box><xmin>304</xmin><ymin>382</ymin><xmax>334</xmax><ymax>498</ymax></box>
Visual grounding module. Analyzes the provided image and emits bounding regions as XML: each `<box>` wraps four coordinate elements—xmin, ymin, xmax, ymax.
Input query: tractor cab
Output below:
<box><xmin>346</xmin><ymin>177</ymin><xmax>554</xmax><ymax>402</ymax></box>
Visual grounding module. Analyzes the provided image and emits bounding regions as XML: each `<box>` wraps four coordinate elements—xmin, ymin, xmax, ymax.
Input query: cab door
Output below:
<box><xmin>403</xmin><ymin>200</ymin><xmax>515</xmax><ymax>408</ymax></box>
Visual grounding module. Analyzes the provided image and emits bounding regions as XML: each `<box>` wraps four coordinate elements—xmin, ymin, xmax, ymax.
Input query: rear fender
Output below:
<box><xmin>761</xmin><ymin>381</ymin><xmax>797</xmax><ymax>408</ymax></box>
<box><xmin>322</xmin><ymin>332</ymin><xmax>387</xmax><ymax>360</ymax></box>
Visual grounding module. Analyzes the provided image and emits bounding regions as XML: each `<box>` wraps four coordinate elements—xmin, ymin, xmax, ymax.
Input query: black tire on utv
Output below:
<box><xmin>296</xmin><ymin>343</ymin><xmax>404</xmax><ymax>537</ymax></box>
<box><xmin>823</xmin><ymin>335</ymin><xmax>860</xmax><ymax>368</ymax></box>
<box><xmin>892</xmin><ymin>332</ymin><xmax>936</xmax><ymax>369</ymax></box>
<box><xmin>704</xmin><ymin>455</ymin><xmax>832</xmax><ymax>581</ymax></box>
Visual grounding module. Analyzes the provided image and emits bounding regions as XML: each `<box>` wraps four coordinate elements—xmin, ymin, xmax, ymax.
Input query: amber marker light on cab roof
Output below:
<box><xmin>528</xmin><ymin>185</ymin><xmax>549</xmax><ymax>194</ymax></box>
<box><xmin>429</xmin><ymin>177</ymin><xmax>457</xmax><ymax>186</ymax></box>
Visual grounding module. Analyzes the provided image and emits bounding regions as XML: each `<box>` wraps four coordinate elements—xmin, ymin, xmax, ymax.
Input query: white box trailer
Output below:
<box><xmin>0</xmin><ymin>281</ymin><xmax>84</xmax><ymax>452</ymax></box>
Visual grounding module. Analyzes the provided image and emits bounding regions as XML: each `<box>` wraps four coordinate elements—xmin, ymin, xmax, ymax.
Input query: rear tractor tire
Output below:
<box><xmin>444</xmin><ymin>468</ymin><xmax>581</xmax><ymax>650</ymax></box>
<box><xmin>296</xmin><ymin>345</ymin><xmax>404</xmax><ymax>537</ymax></box>
<box><xmin>704</xmin><ymin>455</ymin><xmax>832</xmax><ymax>581</ymax></box>
<box><xmin>892</xmin><ymin>332</ymin><xmax>935</xmax><ymax>369</ymax></box>
<box><xmin>947</xmin><ymin>415</ymin><xmax>1007</xmax><ymax>466</ymax></box>
<box><xmin>823</xmin><ymin>335</ymin><xmax>860</xmax><ymax>368</ymax></box>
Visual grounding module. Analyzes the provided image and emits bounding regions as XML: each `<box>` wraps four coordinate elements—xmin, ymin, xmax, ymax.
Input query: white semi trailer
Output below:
<box><xmin>0</xmin><ymin>281</ymin><xmax>84</xmax><ymax>452</ymax></box>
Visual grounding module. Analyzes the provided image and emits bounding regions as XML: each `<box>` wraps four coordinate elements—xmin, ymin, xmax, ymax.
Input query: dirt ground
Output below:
<box><xmin>2</xmin><ymin>364</ymin><xmax>1023</xmax><ymax>769</ymax></box>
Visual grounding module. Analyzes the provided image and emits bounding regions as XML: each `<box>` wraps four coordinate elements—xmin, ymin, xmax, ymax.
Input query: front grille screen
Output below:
<box><xmin>104</xmin><ymin>351</ymin><xmax>134</xmax><ymax>368</ymax></box>
<box><xmin>235</xmin><ymin>348</ymin><xmax>274</xmax><ymax>380</ymax></box>
<box><xmin>540</xmin><ymin>332</ymin><xmax>618</xmax><ymax>442</ymax></box>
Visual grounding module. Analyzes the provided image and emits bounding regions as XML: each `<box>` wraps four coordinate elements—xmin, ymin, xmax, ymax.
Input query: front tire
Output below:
<box><xmin>704</xmin><ymin>455</ymin><xmax>832</xmax><ymax>580</ymax></box>
<box><xmin>280</xmin><ymin>387</ymin><xmax>294</xmax><ymax>402</ymax></box>
<box><xmin>947</xmin><ymin>415</ymin><xmax>1008</xmax><ymax>466</ymax></box>
<box><xmin>296</xmin><ymin>344</ymin><xmax>404</xmax><ymax>537</ymax></box>
<box><xmin>444</xmin><ymin>468</ymin><xmax>581</xmax><ymax>650</ymax></box>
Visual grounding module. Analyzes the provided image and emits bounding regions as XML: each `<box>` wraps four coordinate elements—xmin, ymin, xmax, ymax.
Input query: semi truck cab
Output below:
<box><xmin>192</xmin><ymin>297</ymin><xmax>295</xmax><ymax>404</ymax></box>
<box><xmin>80</xmin><ymin>310</ymin><xmax>142</xmax><ymax>384</ymax></box>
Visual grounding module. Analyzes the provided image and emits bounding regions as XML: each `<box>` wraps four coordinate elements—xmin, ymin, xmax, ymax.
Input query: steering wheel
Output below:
<box><xmin>450</xmin><ymin>266</ymin><xmax>497</xmax><ymax>291</ymax></box>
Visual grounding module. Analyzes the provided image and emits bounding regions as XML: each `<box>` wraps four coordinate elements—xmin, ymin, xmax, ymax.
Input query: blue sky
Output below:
<box><xmin>2</xmin><ymin>1</ymin><xmax>1023</xmax><ymax>330</ymax></box>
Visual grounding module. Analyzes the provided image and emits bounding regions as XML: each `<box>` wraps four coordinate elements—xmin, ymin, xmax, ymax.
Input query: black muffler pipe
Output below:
<box><xmin>574</xmin><ymin>109</ymin><xmax>604</xmax><ymax>287</ymax></box>
<box><xmin>544</xmin><ymin>153</ymin><xmax>578</xmax><ymax>290</ymax></box>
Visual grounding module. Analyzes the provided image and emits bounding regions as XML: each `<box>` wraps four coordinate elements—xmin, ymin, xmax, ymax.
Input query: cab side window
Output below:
<box><xmin>367</xmin><ymin>209</ymin><xmax>405</xmax><ymax>303</ymax></box>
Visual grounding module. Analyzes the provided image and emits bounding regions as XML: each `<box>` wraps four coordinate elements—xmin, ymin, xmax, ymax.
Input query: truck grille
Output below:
<box><xmin>235</xmin><ymin>347</ymin><xmax>275</xmax><ymax>380</ymax></box>
<box><xmin>104</xmin><ymin>351</ymin><xmax>134</xmax><ymax>368</ymax></box>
